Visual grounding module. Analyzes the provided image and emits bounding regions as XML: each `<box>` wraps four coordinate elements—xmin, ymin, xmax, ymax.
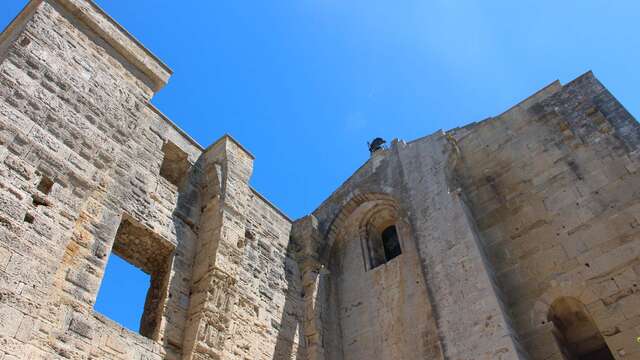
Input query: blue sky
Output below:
<box><xmin>2</xmin><ymin>0</ymin><xmax>638</xmax><ymax>219</ymax></box>
<box><xmin>94</xmin><ymin>254</ymin><xmax>149</xmax><ymax>332</ymax></box>
<box><xmin>2</xmin><ymin>0</ymin><xmax>639</xmax><ymax>333</ymax></box>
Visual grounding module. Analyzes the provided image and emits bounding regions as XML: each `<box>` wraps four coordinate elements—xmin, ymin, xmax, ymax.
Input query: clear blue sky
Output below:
<box><xmin>2</xmin><ymin>0</ymin><xmax>638</xmax><ymax>220</ymax></box>
<box><xmin>2</xmin><ymin>0</ymin><xmax>639</xmax><ymax>333</ymax></box>
<box><xmin>94</xmin><ymin>254</ymin><xmax>149</xmax><ymax>332</ymax></box>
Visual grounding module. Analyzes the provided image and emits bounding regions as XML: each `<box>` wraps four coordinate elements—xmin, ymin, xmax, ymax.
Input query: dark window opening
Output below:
<box><xmin>578</xmin><ymin>348</ymin><xmax>616</xmax><ymax>360</ymax></box>
<box><xmin>367</xmin><ymin>223</ymin><xmax>386</xmax><ymax>269</ymax></box>
<box><xmin>32</xmin><ymin>194</ymin><xmax>50</xmax><ymax>207</ymax></box>
<box><xmin>382</xmin><ymin>225</ymin><xmax>401</xmax><ymax>261</ymax></box>
<box><xmin>23</xmin><ymin>213</ymin><xmax>34</xmax><ymax>223</ymax></box>
<box><xmin>367</xmin><ymin>224</ymin><xmax>402</xmax><ymax>270</ymax></box>
<box><xmin>159</xmin><ymin>141</ymin><xmax>190</xmax><ymax>188</ymax></box>
<box><xmin>37</xmin><ymin>175</ymin><xmax>54</xmax><ymax>194</ymax></box>
<box><xmin>95</xmin><ymin>217</ymin><xmax>174</xmax><ymax>340</ymax></box>
<box><xmin>548</xmin><ymin>297</ymin><xmax>614</xmax><ymax>360</ymax></box>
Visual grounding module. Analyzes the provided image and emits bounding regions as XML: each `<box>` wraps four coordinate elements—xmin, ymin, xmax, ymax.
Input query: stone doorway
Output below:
<box><xmin>548</xmin><ymin>297</ymin><xmax>614</xmax><ymax>360</ymax></box>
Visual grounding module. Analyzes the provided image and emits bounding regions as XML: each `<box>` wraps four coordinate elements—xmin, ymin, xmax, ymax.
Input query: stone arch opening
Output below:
<box><xmin>320</xmin><ymin>193</ymin><xmax>435</xmax><ymax>359</ymax></box>
<box><xmin>323</xmin><ymin>192</ymin><xmax>398</xmax><ymax>260</ymax></box>
<box><xmin>357</xmin><ymin>203</ymin><xmax>402</xmax><ymax>270</ymax></box>
<box><xmin>548</xmin><ymin>297</ymin><xmax>614</xmax><ymax>360</ymax></box>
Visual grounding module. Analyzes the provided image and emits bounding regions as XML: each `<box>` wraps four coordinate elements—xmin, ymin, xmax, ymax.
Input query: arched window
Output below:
<box><xmin>358</xmin><ymin>204</ymin><xmax>403</xmax><ymax>271</ymax></box>
<box><xmin>548</xmin><ymin>297</ymin><xmax>614</xmax><ymax>360</ymax></box>
<box><xmin>364</xmin><ymin>223</ymin><xmax>402</xmax><ymax>270</ymax></box>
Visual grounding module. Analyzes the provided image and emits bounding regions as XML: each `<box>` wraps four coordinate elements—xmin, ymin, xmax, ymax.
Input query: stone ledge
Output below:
<box><xmin>206</xmin><ymin>134</ymin><xmax>256</xmax><ymax>160</ymax></box>
<box><xmin>147</xmin><ymin>102</ymin><xmax>204</xmax><ymax>151</ymax></box>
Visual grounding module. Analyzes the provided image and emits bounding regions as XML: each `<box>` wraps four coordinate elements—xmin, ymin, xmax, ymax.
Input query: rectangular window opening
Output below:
<box><xmin>159</xmin><ymin>141</ymin><xmax>190</xmax><ymax>188</ymax></box>
<box><xmin>382</xmin><ymin>225</ymin><xmax>401</xmax><ymax>262</ymax></box>
<box><xmin>37</xmin><ymin>175</ymin><xmax>54</xmax><ymax>194</ymax></box>
<box><xmin>95</xmin><ymin>216</ymin><xmax>174</xmax><ymax>340</ymax></box>
<box><xmin>23</xmin><ymin>213</ymin><xmax>34</xmax><ymax>224</ymax></box>
<box><xmin>95</xmin><ymin>253</ymin><xmax>151</xmax><ymax>334</ymax></box>
<box><xmin>366</xmin><ymin>224</ymin><xmax>402</xmax><ymax>271</ymax></box>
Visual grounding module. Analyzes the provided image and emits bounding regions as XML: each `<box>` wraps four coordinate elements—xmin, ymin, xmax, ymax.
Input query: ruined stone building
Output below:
<box><xmin>1</xmin><ymin>0</ymin><xmax>640</xmax><ymax>359</ymax></box>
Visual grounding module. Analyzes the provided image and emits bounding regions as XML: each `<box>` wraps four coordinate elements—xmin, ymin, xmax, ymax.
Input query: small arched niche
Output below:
<box><xmin>359</xmin><ymin>204</ymin><xmax>402</xmax><ymax>270</ymax></box>
<box><xmin>324</xmin><ymin>195</ymin><xmax>437</xmax><ymax>359</ymax></box>
<box><xmin>548</xmin><ymin>297</ymin><xmax>614</xmax><ymax>360</ymax></box>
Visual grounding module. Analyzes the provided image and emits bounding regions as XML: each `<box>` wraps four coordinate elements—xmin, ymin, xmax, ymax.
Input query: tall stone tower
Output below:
<box><xmin>0</xmin><ymin>1</ymin><xmax>639</xmax><ymax>359</ymax></box>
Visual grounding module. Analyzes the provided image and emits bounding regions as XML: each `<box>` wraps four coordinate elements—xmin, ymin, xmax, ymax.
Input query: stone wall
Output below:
<box><xmin>326</xmin><ymin>199</ymin><xmax>436</xmax><ymax>359</ymax></box>
<box><xmin>292</xmin><ymin>72</ymin><xmax>639</xmax><ymax>360</ymax></box>
<box><xmin>1</xmin><ymin>0</ymin><xmax>639</xmax><ymax>359</ymax></box>
<box><xmin>233</xmin><ymin>191</ymin><xmax>303</xmax><ymax>360</ymax></box>
<box><xmin>0</xmin><ymin>1</ymin><xmax>301</xmax><ymax>359</ymax></box>
<box><xmin>450</xmin><ymin>72</ymin><xmax>640</xmax><ymax>359</ymax></box>
<box><xmin>292</xmin><ymin>136</ymin><xmax>523</xmax><ymax>359</ymax></box>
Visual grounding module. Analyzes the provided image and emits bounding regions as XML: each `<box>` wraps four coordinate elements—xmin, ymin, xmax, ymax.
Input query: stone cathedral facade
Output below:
<box><xmin>1</xmin><ymin>1</ymin><xmax>639</xmax><ymax>359</ymax></box>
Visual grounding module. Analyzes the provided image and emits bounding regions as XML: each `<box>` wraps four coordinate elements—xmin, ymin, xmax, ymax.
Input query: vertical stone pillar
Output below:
<box><xmin>300</xmin><ymin>259</ymin><xmax>326</xmax><ymax>360</ymax></box>
<box><xmin>181</xmin><ymin>135</ymin><xmax>254</xmax><ymax>360</ymax></box>
<box><xmin>292</xmin><ymin>215</ymin><xmax>326</xmax><ymax>360</ymax></box>
<box><xmin>395</xmin><ymin>136</ymin><xmax>526</xmax><ymax>359</ymax></box>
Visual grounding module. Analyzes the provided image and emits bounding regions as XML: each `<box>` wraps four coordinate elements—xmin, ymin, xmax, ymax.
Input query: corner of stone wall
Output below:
<box><xmin>0</xmin><ymin>0</ymin><xmax>42</xmax><ymax>63</ymax></box>
<box><xmin>50</xmin><ymin>0</ymin><xmax>172</xmax><ymax>92</ymax></box>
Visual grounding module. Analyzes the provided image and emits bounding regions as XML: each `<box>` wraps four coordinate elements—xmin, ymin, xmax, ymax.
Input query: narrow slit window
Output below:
<box><xmin>37</xmin><ymin>175</ymin><xmax>54</xmax><ymax>194</ymax></box>
<box><xmin>382</xmin><ymin>225</ymin><xmax>401</xmax><ymax>261</ymax></box>
<box><xmin>365</xmin><ymin>223</ymin><xmax>402</xmax><ymax>271</ymax></box>
<box><xmin>23</xmin><ymin>213</ymin><xmax>34</xmax><ymax>224</ymax></box>
<box><xmin>95</xmin><ymin>217</ymin><xmax>174</xmax><ymax>340</ymax></box>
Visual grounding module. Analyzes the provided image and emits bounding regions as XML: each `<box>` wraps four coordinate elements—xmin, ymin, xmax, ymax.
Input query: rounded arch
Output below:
<box><xmin>547</xmin><ymin>297</ymin><xmax>614</xmax><ymax>360</ymax></box>
<box><xmin>531</xmin><ymin>281</ymin><xmax>591</xmax><ymax>327</ymax></box>
<box><xmin>356</xmin><ymin>201</ymin><xmax>399</xmax><ymax>239</ymax></box>
<box><xmin>355</xmin><ymin>200</ymin><xmax>402</xmax><ymax>271</ymax></box>
<box><xmin>321</xmin><ymin>190</ymin><xmax>437</xmax><ymax>359</ymax></box>
<box><xmin>323</xmin><ymin>191</ymin><xmax>399</xmax><ymax>261</ymax></box>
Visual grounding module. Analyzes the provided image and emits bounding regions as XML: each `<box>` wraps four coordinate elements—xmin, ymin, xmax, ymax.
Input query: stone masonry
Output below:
<box><xmin>0</xmin><ymin>1</ymin><xmax>639</xmax><ymax>359</ymax></box>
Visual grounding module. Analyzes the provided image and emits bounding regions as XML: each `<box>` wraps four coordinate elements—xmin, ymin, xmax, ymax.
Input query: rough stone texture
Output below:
<box><xmin>0</xmin><ymin>1</ymin><xmax>300</xmax><ymax>359</ymax></box>
<box><xmin>1</xmin><ymin>1</ymin><xmax>639</xmax><ymax>359</ymax></box>
<box><xmin>448</xmin><ymin>74</ymin><xmax>640</xmax><ymax>360</ymax></box>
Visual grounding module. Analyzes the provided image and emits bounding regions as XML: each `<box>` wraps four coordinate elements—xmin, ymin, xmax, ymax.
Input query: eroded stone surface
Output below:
<box><xmin>0</xmin><ymin>1</ymin><xmax>639</xmax><ymax>359</ymax></box>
